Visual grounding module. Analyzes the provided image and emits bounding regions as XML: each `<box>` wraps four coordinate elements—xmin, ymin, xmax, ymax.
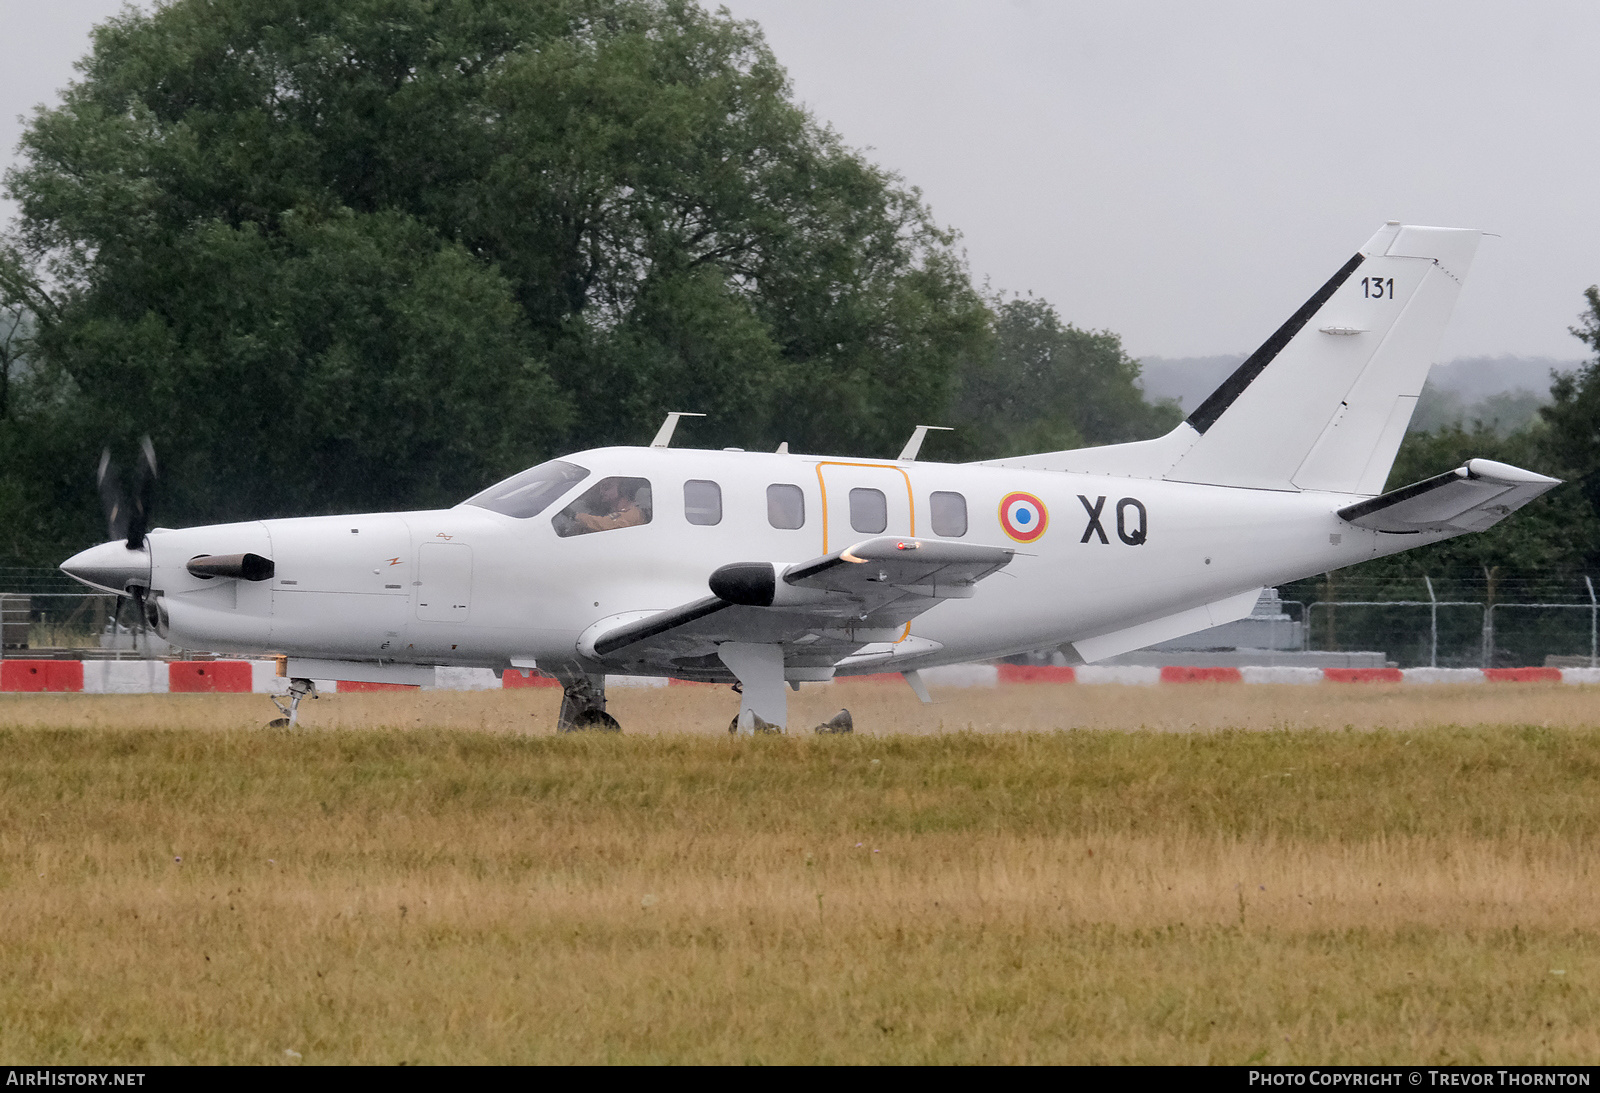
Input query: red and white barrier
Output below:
<box><xmin>5</xmin><ymin>659</ymin><xmax>1600</xmax><ymax>694</ymax></box>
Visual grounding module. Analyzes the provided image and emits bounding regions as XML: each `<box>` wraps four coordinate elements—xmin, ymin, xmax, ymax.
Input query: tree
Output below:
<box><xmin>1539</xmin><ymin>285</ymin><xmax>1600</xmax><ymax>557</ymax></box>
<box><xmin>0</xmin><ymin>0</ymin><xmax>1181</xmax><ymax>566</ymax></box>
<box><xmin>1</xmin><ymin>0</ymin><xmax>986</xmax><ymax>537</ymax></box>
<box><xmin>946</xmin><ymin>295</ymin><xmax>1180</xmax><ymax>460</ymax></box>
<box><xmin>1333</xmin><ymin>421</ymin><xmax>1596</xmax><ymax>592</ymax></box>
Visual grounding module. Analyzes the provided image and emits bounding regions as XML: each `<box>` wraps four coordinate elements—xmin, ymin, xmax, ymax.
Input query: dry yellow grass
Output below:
<box><xmin>2</xmin><ymin>683</ymin><xmax>1599</xmax><ymax>1063</ymax></box>
<box><xmin>5</xmin><ymin>678</ymin><xmax>1597</xmax><ymax>735</ymax></box>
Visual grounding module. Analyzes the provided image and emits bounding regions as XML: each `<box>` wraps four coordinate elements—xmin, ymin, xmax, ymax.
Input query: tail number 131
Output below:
<box><xmin>1361</xmin><ymin>277</ymin><xmax>1394</xmax><ymax>299</ymax></box>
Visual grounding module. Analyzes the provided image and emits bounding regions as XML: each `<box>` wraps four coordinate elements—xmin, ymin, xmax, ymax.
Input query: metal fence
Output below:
<box><xmin>0</xmin><ymin>591</ymin><xmax>174</xmax><ymax>659</ymax></box>
<box><xmin>5</xmin><ymin>568</ymin><xmax>1600</xmax><ymax>669</ymax></box>
<box><xmin>1295</xmin><ymin>575</ymin><xmax>1600</xmax><ymax>669</ymax></box>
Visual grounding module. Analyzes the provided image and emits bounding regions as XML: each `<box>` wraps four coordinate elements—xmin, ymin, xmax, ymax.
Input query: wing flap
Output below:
<box><xmin>1338</xmin><ymin>458</ymin><xmax>1559</xmax><ymax>534</ymax></box>
<box><xmin>784</xmin><ymin>537</ymin><xmax>1014</xmax><ymax>607</ymax></box>
<box><xmin>583</xmin><ymin>536</ymin><xmax>1015</xmax><ymax>673</ymax></box>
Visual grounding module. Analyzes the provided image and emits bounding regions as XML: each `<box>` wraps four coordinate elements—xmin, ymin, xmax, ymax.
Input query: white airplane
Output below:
<box><xmin>62</xmin><ymin>222</ymin><xmax>1559</xmax><ymax>732</ymax></box>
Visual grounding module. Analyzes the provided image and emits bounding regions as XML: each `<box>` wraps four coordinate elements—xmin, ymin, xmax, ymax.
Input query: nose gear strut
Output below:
<box><xmin>268</xmin><ymin>678</ymin><xmax>318</xmax><ymax>728</ymax></box>
<box><xmin>556</xmin><ymin>669</ymin><xmax>620</xmax><ymax>732</ymax></box>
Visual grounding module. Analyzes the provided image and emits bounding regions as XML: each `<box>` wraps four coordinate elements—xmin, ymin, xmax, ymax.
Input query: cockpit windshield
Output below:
<box><xmin>462</xmin><ymin>460</ymin><xmax>590</xmax><ymax>519</ymax></box>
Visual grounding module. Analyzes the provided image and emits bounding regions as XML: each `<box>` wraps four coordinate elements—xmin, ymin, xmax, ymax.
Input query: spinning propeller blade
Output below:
<box><xmin>96</xmin><ymin>436</ymin><xmax>158</xmax><ymax>550</ymax></box>
<box><xmin>126</xmin><ymin>436</ymin><xmax>157</xmax><ymax>551</ymax></box>
<box><xmin>86</xmin><ymin>437</ymin><xmax>160</xmax><ymax>643</ymax></box>
<box><xmin>96</xmin><ymin>449</ymin><xmax>127</xmax><ymax>543</ymax></box>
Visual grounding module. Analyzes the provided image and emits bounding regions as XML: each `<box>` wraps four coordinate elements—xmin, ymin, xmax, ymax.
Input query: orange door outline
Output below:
<box><xmin>813</xmin><ymin>461</ymin><xmax>917</xmax><ymax>553</ymax></box>
<box><xmin>813</xmin><ymin>461</ymin><xmax>917</xmax><ymax>643</ymax></box>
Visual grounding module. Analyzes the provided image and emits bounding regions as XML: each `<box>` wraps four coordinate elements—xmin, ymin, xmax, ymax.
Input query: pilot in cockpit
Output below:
<box><xmin>560</xmin><ymin>476</ymin><xmax>652</xmax><ymax>535</ymax></box>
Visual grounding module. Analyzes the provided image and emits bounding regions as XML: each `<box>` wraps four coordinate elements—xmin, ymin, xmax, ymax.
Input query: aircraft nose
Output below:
<box><xmin>60</xmin><ymin>540</ymin><xmax>152</xmax><ymax>595</ymax></box>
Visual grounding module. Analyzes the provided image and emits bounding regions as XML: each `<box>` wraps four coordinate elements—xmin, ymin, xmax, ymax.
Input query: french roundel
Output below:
<box><xmin>998</xmin><ymin>492</ymin><xmax>1049</xmax><ymax>543</ymax></box>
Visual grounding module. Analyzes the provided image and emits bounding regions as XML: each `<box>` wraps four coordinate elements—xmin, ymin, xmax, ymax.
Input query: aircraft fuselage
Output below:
<box><xmin>114</xmin><ymin>444</ymin><xmax>1429</xmax><ymax>678</ymax></box>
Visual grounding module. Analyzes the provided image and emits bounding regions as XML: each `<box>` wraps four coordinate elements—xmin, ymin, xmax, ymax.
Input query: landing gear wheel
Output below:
<box><xmin>813</xmin><ymin>709</ymin><xmax>853</xmax><ymax>734</ymax></box>
<box><xmin>728</xmin><ymin>713</ymin><xmax>783</xmax><ymax>734</ymax></box>
<box><xmin>267</xmin><ymin>678</ymin><xmax>318</xmax><ymax>729</ymax></box>
<box><xmin>555</xmin><ymin>671</ymin><xmax>615</xmax><ymax>732</ymax></box>
<box><xmin>564</xmin><ymin>708</ymin><xmax>621</xmax><ymax>733</ymax></box>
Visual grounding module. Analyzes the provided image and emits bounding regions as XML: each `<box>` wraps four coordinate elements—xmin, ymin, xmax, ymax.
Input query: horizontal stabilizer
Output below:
<box><xmin>1337</xmin><ymin>459</ymin><xmax>1559</xmax><ymax>534</ymax></box>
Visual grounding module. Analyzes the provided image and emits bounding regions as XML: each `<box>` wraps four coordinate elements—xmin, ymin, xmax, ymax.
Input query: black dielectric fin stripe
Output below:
<box><xmin>1336</xmin><ymin>468</ymin><xmax>1466</xmax><ymax>523</ymax></box>
<box><xmin>1186</xmin><ymin>252</ymin><xmax>1366</xmax><ymax>435</ymax></box>
<box><xmin>593</xmin><ymin>596</ymin><xmax>730</xmax><ymax>657</ymax></box>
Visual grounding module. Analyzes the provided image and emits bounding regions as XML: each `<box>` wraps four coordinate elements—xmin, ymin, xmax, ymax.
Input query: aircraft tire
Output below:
<box><xmin>564</xmin><ymin>709</ymin><xmax>621</xmax><ymax>733</ymax></box>
<box><xmin>813</xmin><ymin>709</ymin><xmax>853</xmax><ymax>734</ymax></box>
<box><xmin>727</xmin><ymin>714</ymin><xmax>783</xmax><ymax>734</ymax></box>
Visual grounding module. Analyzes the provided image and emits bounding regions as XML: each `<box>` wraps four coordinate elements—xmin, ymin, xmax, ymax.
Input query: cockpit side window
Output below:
<box><xmin>462</xmin><ymin>460</ymin><xmax>589</xmax><ymax>519</ymax></box>
<box><xmin>553</xmin><ymin>477</ymin><xmax>654</xmax><ymax>537</ymax></box>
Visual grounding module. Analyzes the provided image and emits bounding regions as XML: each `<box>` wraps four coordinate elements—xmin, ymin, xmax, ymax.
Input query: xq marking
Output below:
<box><xmin>1078</xmin><ymin>495</ymin><xmax>1148</xmax><ymax>546</ymax></box>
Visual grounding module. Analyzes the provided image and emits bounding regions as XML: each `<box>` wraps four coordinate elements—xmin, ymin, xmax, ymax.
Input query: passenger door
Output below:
<box><xmin>815</xmin><ymin>461</ymin><xmax>915</xmax><ymax>553</ymax></box>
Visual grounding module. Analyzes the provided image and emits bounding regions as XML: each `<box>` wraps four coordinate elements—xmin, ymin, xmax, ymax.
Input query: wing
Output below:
<box><xmin>582</xmin><ymin>536</ymin><xmax>1015</xmax><ymax>680</ymax></box>
<box><xmin>1338</xmin><ymin>458</ymin><xmax>1559</xmax><ymax>534</ymax></box>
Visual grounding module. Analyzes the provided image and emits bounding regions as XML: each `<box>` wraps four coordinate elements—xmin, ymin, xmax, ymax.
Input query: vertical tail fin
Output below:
<box><xmin>983</xmin><ymin>223</ymin><xmax>1482</xmax><ymax>495</ymax></box>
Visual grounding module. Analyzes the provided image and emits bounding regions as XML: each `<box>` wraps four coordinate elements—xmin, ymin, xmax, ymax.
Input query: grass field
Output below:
<box><xmin>2</xmin><ymin>682</ymin><xmax>1599</xmax><ymax>1064</ymax></box>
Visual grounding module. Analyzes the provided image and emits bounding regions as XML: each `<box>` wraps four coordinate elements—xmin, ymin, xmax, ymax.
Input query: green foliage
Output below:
<box><xmin>1409</xmin><ymin>381</ymin><xmax>1548</xmax><ymax>437</ymax></box>
<box><xmin>1284</xmin><ymin>421</ymin><xmax>1596</xmax><ymax>615</ymax></box>
<box><xmin>947</xmin><ymin>295</ymin><xmax>1181</xmax><ymax>460</ymax></box>
<box><xmin>0</xmin><ymin>0</ymin><xmax>1224</xmax><ymax>565</ymax></box>
<box><xmin>1361</xmin><ymin>423</ymin><xmax>1596</xmax><ymax>587</ymax></box>
<box><xmin>0</xmin><ymin>0</ymin><xmax>997</xmax><ymax>551</ymax></box>
<box><xmin>1288</xmin><ymin>287</ymin><xmax>1600</xmax><ymax>612</ymax></box>
<box><xmin>45</xmin><ymin>208</ymin><xmax>563</xmax><ymax>521</ymax></box>
<box><xmin>1540</xmin><ymin>286</ymin><xmax>1600</xmax><ymax>527</ymax></box>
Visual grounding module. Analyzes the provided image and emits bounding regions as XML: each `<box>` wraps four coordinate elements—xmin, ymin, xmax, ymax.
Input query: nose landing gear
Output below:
<box><xmin>267</xmin><ymin>678</ymin><xmax>318</xmax><ymax>729</ymax></box>
<box><xmin>557</xmin><ymin>671</ymin><xmax>620</xmax><ymax>732</ymax></box>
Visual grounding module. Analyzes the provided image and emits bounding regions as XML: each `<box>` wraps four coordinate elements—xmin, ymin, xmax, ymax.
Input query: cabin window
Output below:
<box><xmin>552</xmin><ymin>477</ymin><xmax>653</xmax><ymax>537</ymax></box>
<box><xmin>767</xmin><ymin>484</ymin><xmax>805</xmax><ymax>529</ymax></box>
<box><xmin>849</xmin><ymin>488</ymin><xmax>887</xmax><ymax>534</ymax></box>
<box><xmin>463</xmin><ymin>460</ymin><xmax>589</xmax><ymax>519</ymax></box>
<box><xmin>684</xmin><ymin>480</ymin><xmax>722</xmax><ymax>526</ymax></box>
<box><xmin>930</xmin><ymin>491</ymin><xmax>968</xmax><ymax>537</ymax></box>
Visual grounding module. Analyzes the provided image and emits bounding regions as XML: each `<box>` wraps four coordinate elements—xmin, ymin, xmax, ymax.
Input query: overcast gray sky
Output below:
<box><xmin>5</xmin><ymin>1</ymin><xmax>1598</xmax><ymax>360</ymax></box>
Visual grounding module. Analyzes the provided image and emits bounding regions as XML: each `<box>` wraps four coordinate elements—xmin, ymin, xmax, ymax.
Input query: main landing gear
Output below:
<box><xmin>267</xmin><ymin>677</ymin><xmax>318</xmax><ymax>728</ymax></box>
<box><xmin>716</xmin><ymin>642</ymin><xmax>852</xmax><ymax>735</ymax></box>
<box><xmin>546</xmin><ymin>649</ymin><xmax>858</xmax><ymax>735</ymax></box>
<box><xmin>728</xmin><ymin>707</ymin><xmax>853</xmax><ymax>734</ymax></box>
<box><xmin>557</xmin><ymin>671</ymin><xmax>621</xmax><ymax>733</ymax></box>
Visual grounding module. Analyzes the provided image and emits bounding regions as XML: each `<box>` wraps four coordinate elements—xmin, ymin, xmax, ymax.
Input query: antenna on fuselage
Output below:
<box><xmin>898</xmin><ymin>425</ymin><xmax>952</xmax><ymax>461</ymax></box>
<box><xmin>650</xmin><ymin>411</ymin><xmax>706</xmax><ymax>449</ymax></box>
